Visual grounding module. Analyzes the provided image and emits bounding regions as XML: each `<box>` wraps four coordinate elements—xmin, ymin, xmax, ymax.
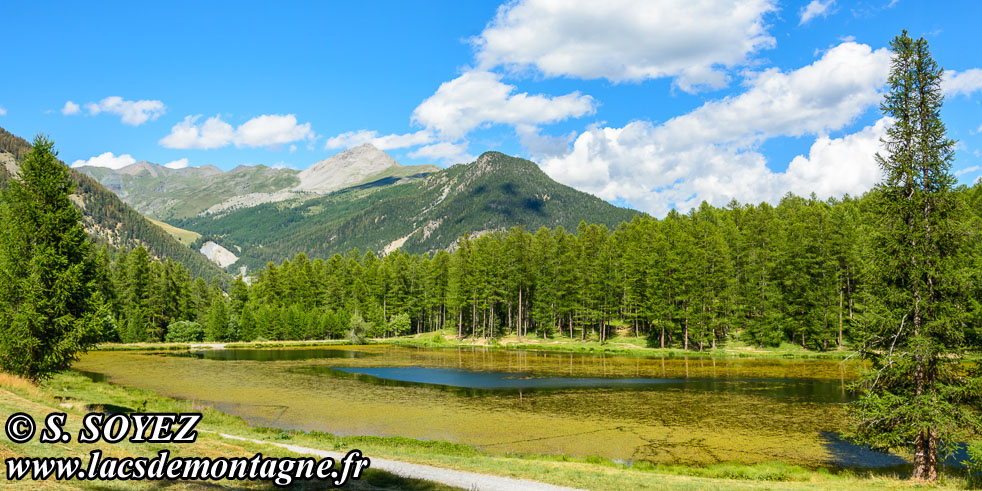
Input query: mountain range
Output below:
<box><xmin>170</xmin><ymin>150</ymin><xmax>638</xmax><ymax>271</ymax></box>
<box><xmin>4</xmin><ymin>126</ymin><xmax>638</xmax><ymax>274</ymax></box>
<box><xmin>77</xmin><ymin>143</ymin><xmax>440</xmax><ymax>220</ymax></box>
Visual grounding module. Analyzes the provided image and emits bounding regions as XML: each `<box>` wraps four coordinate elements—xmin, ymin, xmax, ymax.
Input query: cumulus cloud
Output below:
<box><xmin>61</xmin><ymin>101</ymin><xmax>80</xmax><ymax>115</ymax></box>
<box><xmin>655</xmin><ymin>42</ymin><xmax>891</xmax><ymax>147</ymax></box>
<box><xmin>0</xmin><ymin>106</ymin><xmax>5</xmax><ymax>116</ymax></box>
<box><xmin>943</xmin><ymin>68</ymin><xmax>982</xmax><ymax>97</ymax></box>
<box><xmin>325</xmin><ymin>129</ymin><xmax>434</xmax><ymax>150</ymax></box>
<box><xmin>70</xmin><ymin>152</ymin><xmax>137</xmax><ymax>170</ymax></box>
<box><xmin>159</xmin><ymin>115</ymin><xmax>234</xmax><ymax>149</ymax></box>
<box><xmin>84</xmin><ymin>96</ymin><xmax>166</xmax><ymax>125</ymax></box>
<box><xmin>475</xmin><ymin>0</ymin><xmax>776</xmax><ymax>91</ymax></box>
<box><xmin>954</xmin><ymin>165</ymin><xmax>980</xmax><ymax>177</ymax></box>
<box><xmin>163</xmin><ymin>158</ymin><xmax>189</xmax><ymax>169</ymax></box>
<box><xmin>799</xmin><ymin>0</ymin><xmax>835</xmax><ymax>25</ymax></box>
<box><xmin>235</xmin><ymin>114</ymin><xmax>316</xmax><ymax>147</ymax></box>
<box><xmin>159</xmin><ymin>114</ymin><xmax>315</xmax><ymax>149</ymax></box>
<box><xmin>408</xmin><ymin>142</ymin><xmax>475</xmax><ymax>164</ymax></box>
<box><xmin>412</xmin><ymin>70</ymin><xmax>595</xmax><ymax>140</ymax></box>
<box><xmin>539</xmin><ymin>42</ymin><xmax>893</xmax><ymax>216</ymax></box>
<box><xmin>784</xmin><ymin>117</ymin><xmax>889</xmax><ymax>196</ymax></box>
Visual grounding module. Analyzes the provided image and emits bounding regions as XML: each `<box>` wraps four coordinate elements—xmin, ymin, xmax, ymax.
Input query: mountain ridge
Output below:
<box><xmin>77</xmin><ymin>143</ymin><xmax>439</xmax><ymax>219</ymax></box>
<box><xmin>172</xmin><ymin>150</ymin><xmax>639</xmax><ymax>270</ymax></box>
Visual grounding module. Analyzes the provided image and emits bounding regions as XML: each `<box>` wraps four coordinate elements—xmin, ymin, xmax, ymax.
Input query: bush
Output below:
<box><xmin>164</xmin><ymin>321</ymin><xmax>205</xmax><ymax>343</ymax></box>
<box><xmin>388</xmin><ymin>313</ymin><xmax>411</xmax><ymax>336</ymax></box>
<box><xmin>346</xmin><ymin>311</ymin><xmax>371</xmax><ymax>344</ymax></box>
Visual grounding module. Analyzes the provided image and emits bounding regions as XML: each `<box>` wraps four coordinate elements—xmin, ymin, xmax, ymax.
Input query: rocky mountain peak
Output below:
<box><xmin>294</xmin><ymin>143</ymin><xmax>401</xmax><ymax>194</ymax></box>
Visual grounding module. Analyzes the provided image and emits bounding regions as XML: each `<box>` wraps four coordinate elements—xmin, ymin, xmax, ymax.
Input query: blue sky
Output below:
<box><xmin>1</xmin><ymin>0</ymin><xmax>980</xmax><ymax>215</ymax></box>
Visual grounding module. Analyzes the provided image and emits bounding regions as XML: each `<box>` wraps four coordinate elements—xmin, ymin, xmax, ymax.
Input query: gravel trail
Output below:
<box><xmin>218</xmin><ymin>433</ymin><xmax>584</xmax><ymax>491</ymax></box>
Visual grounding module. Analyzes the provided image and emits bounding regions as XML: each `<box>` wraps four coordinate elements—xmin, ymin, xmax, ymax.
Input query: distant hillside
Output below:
<box><xmin>0</xmin><ymin>126</ymin><xmax>226</xmax><ymax>281</ymax></box>
<box><xmin>78</xmin><ymin>143</ymin><xmax>439</xmax><ymax>220</ymax></box>
<box><xmin>173</xmin><ymin>151</ymin><xmax>639</xmax><ymax>270</ymax></box>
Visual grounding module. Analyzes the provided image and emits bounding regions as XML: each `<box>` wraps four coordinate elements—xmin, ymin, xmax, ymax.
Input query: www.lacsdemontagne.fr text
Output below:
<box><xmin>6</xmin><ymin>448</ymin><xmax>370</xmax><ymax>486</ymax></box>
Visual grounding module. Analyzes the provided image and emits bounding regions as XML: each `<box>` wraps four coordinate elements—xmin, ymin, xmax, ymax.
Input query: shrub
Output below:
<box><xmin>164</xmin><ymin>321</ymin><xmax>205</xmax><ymax>343</ymax></box>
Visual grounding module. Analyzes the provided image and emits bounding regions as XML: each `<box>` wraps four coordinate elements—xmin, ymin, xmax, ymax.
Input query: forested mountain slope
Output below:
<box><xmin>0</xmin><ymin>126</ymin><xmax>226</xmax><ymax>281</ymax></box>
<box><xmin>174</xmin><ymin>151</ymin><xmax>639</xmax><ymax>271</ymax></box>
<box><xmin>78</xmin><ymin>143</ymin><xmax>440</xmax><ymax>220</ymax></box>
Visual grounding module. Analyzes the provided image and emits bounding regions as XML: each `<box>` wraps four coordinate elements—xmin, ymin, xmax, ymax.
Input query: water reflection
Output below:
<box><xmin>160</xmin><ymin>348</ymin><xmax>374</xmax><ymax>361</ymax></box>
<box><xmin>311</xmin><ymin>365</ymin><xmax>853</xmax><ymax>402</ymax></box>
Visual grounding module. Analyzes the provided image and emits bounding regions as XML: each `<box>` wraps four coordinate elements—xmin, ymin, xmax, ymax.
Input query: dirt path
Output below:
<box><xmin>189</xmin><ymin>343</ymin><xmax>227</xmax><ymax>350</ymax></box>
<box><xmin>218</xmin><ymin>433</ymin><xmax>583</xmax><ymax>491</ymax></box>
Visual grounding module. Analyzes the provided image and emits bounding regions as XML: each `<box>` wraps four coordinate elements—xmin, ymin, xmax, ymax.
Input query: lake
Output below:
<box><xmin>74</xmin><ymin>345</ymin><xmax>905</xmax><ymax>468</ymax></box>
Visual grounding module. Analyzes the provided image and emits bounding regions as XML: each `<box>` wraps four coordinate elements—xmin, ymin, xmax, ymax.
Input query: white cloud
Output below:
<box><xmin>159</xmin><ymin>115</ymin><xmax>234</xmax><ymax>149</ymax></box>
<box><xmin>943</xmin><ymin>69</ymin><xmax>982</xmax><ymax>97</ymax></box>
<box><xmin>61</xmin><ymin>101</ymin><xmax>80</xmax><ymax>115</ymax></box>
<box><xmin>654</xmin><ymin>42</ymin><xmax>891</xmax><ymax>147</ymax></box>
<box><xmin>159</xmin><ymin>114</ymin><xmax>314</xmax><ymax>150</ymax></box>
<box><xmin>163</xmin><ymin>158</ymin><xmax>189</xmax><ymax>169</ymax></box>
<box><xmin>784</xmin><ymin>117</ymin><xmax>889</xmax><ymax>197</ymax></box>
<box><xmin>475</xmin><ymin>0</ymin><xmax>776</xmax><ymax>91</ymax></box>
<box><xmin>955</xmin><ymin>165</ymin><xmax>980</xmax><ymax>177</ymax></box>
<box><xmin>326</xmin><ymin>129</ymin><xmax>434</xmax><ymax>150</ymax></box>
<box><xmin>539</xmin><ymin>42</ymin><xmax>893</xmax><ymax>216</ymax></box>
<box><xmin>70</xmin><ymin>152</ymin><xmax>137</xmax><ymax>170</ymax></box>
<box><xmin>84</xmin><ymin>96</ymin><xmax>166</xmax><ymax>125</ymax></box>
<box><xmin>0</xmin><ymin>106</ymin><xmax>5</xmax><ymax>116</ymax></box>
<box><xmin>408</xmin><ymin>142</ymin><xmax>475</xmax><ymax>164</ymax></box>
<box><xmin>235</xmin><ymin>114</ymin><xmax>315</xmax><ymax>147</ymax></box>
<box><xmin>799</xmin><ymin>0</ymin><xmax>835</xmax><ymax>25</ymax></box>
<box><xmin>412</xmin><ymin>70</ymin><xmax>595</xmax><ymax>140</ymax></box>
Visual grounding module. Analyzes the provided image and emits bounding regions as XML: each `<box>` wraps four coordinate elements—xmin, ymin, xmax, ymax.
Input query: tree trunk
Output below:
<box><xmin>518</xmin><ymin>288</ymin><xmax>522</xmax><ymax>338</ymax></box>
<box><xmin>838</xmin><ymin>287</ymin><xmax>843</xmax><ymax>348</ymax></box>
<box><xmin>911</xmin><ymin>430</ymin><xmax>938</xmax><ymax>481</ymax></box>
<box><xmin>683</xmin><ymin>317</ymin><xmax>689</xmax><ymax>351</ymax></box>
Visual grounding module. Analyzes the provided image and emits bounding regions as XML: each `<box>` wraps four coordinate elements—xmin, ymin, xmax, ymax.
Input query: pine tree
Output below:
<box><xmin>849</xmin><ymin>31</ymin><xmax>981</xmax><ymax>481</ymax></box>
<box><xmin>122</xmin><ymin>246</ymin><xmax>152</xmax><ymax>343</ymax></box>
<box><xmin>0</xmin><ymin>135</ymin><xmax>103</xmax><ymax>381</ymax></box>
<box><xmin>205</xmin><ymin>290</ymin><xmax>230</xmax><ymax>342</ymax></box>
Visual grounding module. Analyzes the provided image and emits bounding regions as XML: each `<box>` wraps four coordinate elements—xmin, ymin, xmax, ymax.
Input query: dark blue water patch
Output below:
<box><xmin>312</xmin><ymin>366</ymin><xmax>852</xmax><ymax>401</ymax></box>
<box><xmin>820</xmin><ymin>432</ymin><xmax>970</xmax><ymax>470</ymax></box>
<box><xmin>158</xmin><ymin>348</ymin><xmax>375</xmax><ymax>362</ymax></box>
<box><xmin>820</xmin><ymin>431</ymin><xmax>909</xmax><ymax>468</ymax></box>
<box><xmin>333</xmin><ymin>366</ymin><xmax>686</xmax><ymax>389</ymax></box>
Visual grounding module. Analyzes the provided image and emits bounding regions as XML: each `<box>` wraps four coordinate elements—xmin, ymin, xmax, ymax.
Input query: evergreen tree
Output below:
<box><xmin>205</xmin><ymin>291</ymin><xmax>231</xmax><ymax>341</ymax></box>
<box><xmin>0</xmin><ymin>135</ymin><xmax>102</xmax><ymax>381</ymax></box>
<box><xmin>122</xmin><ymin>246</ymin><xmax>152</xmax><ymax>343</ymax></box>
<box><xmin>849</xmin><ymin>31</ymin><xmax>981</xmax><ymax>481</ymax></box>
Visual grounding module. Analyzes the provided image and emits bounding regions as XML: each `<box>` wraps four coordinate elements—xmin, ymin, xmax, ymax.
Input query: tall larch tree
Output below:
<box><xmin>849</xmin><ymin>31</ymin><xmax>981</xmax><ymax>481</ymax></box>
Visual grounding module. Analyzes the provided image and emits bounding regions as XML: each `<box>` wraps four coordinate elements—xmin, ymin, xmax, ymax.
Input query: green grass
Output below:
<box><xmin>2</xmin><ymin>370</ymin><xmax>965</xmax><ymax>489</ymax></box>
<box><xmin>148</xmin><ymin>217</ymin><xmax>201</xmax><ymax>246</ymax></box>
